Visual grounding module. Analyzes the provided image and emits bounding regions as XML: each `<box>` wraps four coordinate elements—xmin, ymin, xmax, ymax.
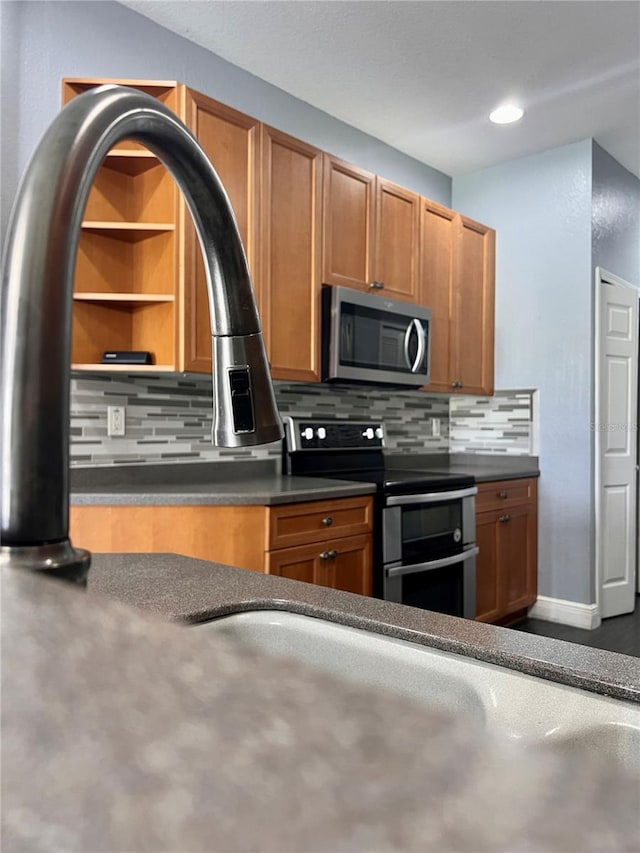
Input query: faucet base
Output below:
<box><xmin>0</xmin><ymin>541</ymin><xmax>90</xmax><ymax>585</ymax></box>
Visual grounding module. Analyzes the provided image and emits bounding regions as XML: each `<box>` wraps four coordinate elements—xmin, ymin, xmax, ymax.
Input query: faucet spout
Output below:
<box><xmin>1</xmin><ymin>85</ymin><xmax>283</xmax><ymax>582</ymax></box>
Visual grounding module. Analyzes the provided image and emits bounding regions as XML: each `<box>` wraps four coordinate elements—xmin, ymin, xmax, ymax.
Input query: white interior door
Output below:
<box><xmin>596</xmin><ymin>268</ymin><xmax>638</xmax><ymax>618</ymax></box>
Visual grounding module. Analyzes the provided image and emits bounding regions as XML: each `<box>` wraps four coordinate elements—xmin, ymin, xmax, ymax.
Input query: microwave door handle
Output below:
<box><xmin>403</xmin><ymin>319</ymin><xmax>426</xmax><ymax>373</ymax></box>
<box><xmin>386</xmin><ymin>547</ymin><xmax>480</xmax><ymax>578</ymax></box>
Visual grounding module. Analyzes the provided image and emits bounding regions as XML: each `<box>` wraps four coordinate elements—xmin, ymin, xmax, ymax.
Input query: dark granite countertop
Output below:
<box><xmin>87</xmin><ymin>554</ymin><xmax>638</xmax><ymax>702</ymax></box>
<box><xmin>71</xmin><ymin>472</ymin><xmax>376</xmax><ymax>506</ymax></box>
<box><xmin>71</xmin><ymin>459</ymin><xmax>376</xmax><ymax>505</ymax></box>
<box><xmin>385</xmin><ymin>452</ymin><xmax>540</xmax><ymax>483</ymax></box>
<box><xmin>70</xmin><ymin>455</ymin><xmax>538</xmax><ymax>506</ymax></box>
<box><xmin>3</xmin><ymin>554</ymin><xmax>639</xmax><ymax>851</ymax></box>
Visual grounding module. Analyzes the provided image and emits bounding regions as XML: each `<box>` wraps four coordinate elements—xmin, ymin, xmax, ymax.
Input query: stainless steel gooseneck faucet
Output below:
<box><xmin>0</xmin><ymin>85</ymin><xmax>283</xmax><ymax>583</ymax></box>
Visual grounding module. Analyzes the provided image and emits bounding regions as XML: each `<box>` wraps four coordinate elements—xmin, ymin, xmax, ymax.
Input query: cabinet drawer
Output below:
<box><xmin>268</xmin><ymin>496</ymin><xmax>373</xmax><ymax>549</ymax></box>
<box><xmin>476</xmin><ymin>478</ymin><xmax>537</xmax><ymax>512</ymax></box>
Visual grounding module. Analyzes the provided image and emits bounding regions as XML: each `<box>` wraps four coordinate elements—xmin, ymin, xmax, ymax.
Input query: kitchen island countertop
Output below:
<box><xmin>3</xmin><ymin>552</ymin><xmax>639</xmax><ymax>851</ymax></box>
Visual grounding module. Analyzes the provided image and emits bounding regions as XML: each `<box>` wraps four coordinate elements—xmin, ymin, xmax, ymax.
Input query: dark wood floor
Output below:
<box><xmin>513</xmin><ymin>596</ymin><xmax>640</xmax><ymax>657</ymax></box>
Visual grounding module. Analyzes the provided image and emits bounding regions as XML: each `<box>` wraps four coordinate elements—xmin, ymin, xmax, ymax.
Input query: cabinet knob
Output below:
<box><xmin>498</xmin><ymin>490</ymin><xmax>508</xmax><ymax>499</ymax></box>
<box><xmin>322</xmin><ymin>516</ymin><xmax>333</xmax><ymax>527</ymax></box>
<box><xmin>451</xmin><ymin>380</ymin><xmax>463</xmax><ymax>389</ymax></box>
<box><xmin>320</xmin><ymin>549</ymin><xmax>338</xmax><ymax>560</ymax></box>
<box><xmin>499</xmin><ymin>514</ymin><xmax>511</xmax><ymax>523</ymax></box>
<box><xmin>369</xmin><ymin>280</ymin><xmax>384</xmax><ymax>290</ymax></box>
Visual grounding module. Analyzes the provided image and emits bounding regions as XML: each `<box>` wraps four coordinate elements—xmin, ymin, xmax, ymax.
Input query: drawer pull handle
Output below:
<box><xmin>499</xmin><ymin>514</ymin><xmax>511</xmax><ymax>523</ymax></box>
<box><xmin>320</xmin><ymin>549</ymin><xmax>338</xmax><ymax>560</ymax></box>
<box><xmin>322</xmin><ymin>516</ymin><xmax>333</xmax><ymax>527</ymax></box>
<box><xmin>498</xmin><ymin>490</ymin><xmax>508</xmax><ymax>499</ymax></box>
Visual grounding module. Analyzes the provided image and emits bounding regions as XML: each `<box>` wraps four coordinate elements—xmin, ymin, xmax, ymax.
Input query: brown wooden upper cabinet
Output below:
<box><xmin>419</xmin><ymin>199</ymin><xmax>495</xmax><ymax>395</ymax></box>
<box><xmin>63</xmin><ymin>77</ymin><xmax>494</xmax><ymax>392</ymax></box>
<box><xmin>259</xmin><ymin>126</ymin><xmax>323</xmax><ymax>383</ymax></box>
<box><xmin>63</xmin><ymin>78</ymin><xmax>322</xmax><ymax>380</ymax></box>
<box><xmin>63</xmin><ymin>78</ymin><xmax>182</xmax><ymax>372</ymax></box>
<box><xmin>181</xmin><ymin>88</ymin><xmax>260</xmax><ymax>374</ymax></box>
<box><xmin>322</xmin><ymin>155</ymin><xmax>420</xmax><ymax>303</ymax></box>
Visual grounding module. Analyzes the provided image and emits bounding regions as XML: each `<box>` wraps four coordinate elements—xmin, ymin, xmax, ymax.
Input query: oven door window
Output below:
<box><xmin>401</xmin><ymin>564</ymin><xmax>464</xmax><ymax>615</ymax></box>
<box><xmin>401</xmin><ymin>502</ymin><xmax>463</xmax><ymax>562</ymax></box>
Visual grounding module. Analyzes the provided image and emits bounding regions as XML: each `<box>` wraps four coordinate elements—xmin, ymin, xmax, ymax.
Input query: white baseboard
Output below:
<box><xmin>528</xmin><ymin>595</ymin><xmax>600</xmax><ymax>630</ymax></box>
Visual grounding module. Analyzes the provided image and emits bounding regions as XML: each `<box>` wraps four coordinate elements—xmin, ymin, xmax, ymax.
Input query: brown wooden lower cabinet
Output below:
<box><xmin>70</xmin><ymin>495</ymin><xmax>373</xmax><ymax>597</ymax></box>
<box><xmin>475</xmin><ymin>479</ymin><xmax>538</xmax><ymax>624</ymax></box>
<box><xmin>267</xmin><ymin>534</ymin><xmax>372</xmax><ymax>595</ymax></box>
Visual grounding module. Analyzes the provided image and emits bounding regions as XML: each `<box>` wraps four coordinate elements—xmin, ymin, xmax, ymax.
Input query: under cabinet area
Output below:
<box><xmin>70</xmin><ymin>495</ymin><xmax>374</xmax><ymax>597</ymax></box>
<box><xmin>474</xmin><ymin>478</ymin><xmax>538</xmax><ymax>624</ymax></box>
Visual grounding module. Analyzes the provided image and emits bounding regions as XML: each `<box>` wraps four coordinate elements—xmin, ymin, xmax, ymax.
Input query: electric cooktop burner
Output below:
<box><xmin>282</xmin><ymin>417</ymin><xmax>474</xmax><ymax>494</ymax></box>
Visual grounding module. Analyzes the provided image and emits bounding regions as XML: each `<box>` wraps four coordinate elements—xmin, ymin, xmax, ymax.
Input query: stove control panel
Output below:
<box><xmin>284</xmin><ymin>417</ymin><xmax>385</xmax><ymax>451</ymax></box>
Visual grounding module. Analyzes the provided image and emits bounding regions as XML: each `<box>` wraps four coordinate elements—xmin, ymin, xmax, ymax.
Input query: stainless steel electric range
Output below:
<box><xmin>283</xmin><ymin>418</ymin><xmax>478</xmax><ymax>619</ymax></box>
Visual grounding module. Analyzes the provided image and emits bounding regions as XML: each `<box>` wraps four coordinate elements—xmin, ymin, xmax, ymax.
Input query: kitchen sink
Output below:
<box><xmin>197</xmin><ymin>610</ymin><xmax>640</xmax><ymax>774</ymax></box>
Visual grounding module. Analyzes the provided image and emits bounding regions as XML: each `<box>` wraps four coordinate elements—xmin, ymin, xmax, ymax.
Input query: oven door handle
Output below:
<box><xmin>385</xmin><ymin>547</ymin><xmax>479</xmax><ymax>578</ymax></box>
<box><xmin>386</xmin><ymin>486</ymin><xmax>478</xmax><ymax>507</ymax></box>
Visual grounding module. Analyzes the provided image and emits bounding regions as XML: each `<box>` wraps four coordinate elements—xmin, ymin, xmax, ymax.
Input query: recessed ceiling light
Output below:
<box><xmin>489</xmin><ymin>104</ymin><xmax>524</xmax><ymax>125</ymax></box>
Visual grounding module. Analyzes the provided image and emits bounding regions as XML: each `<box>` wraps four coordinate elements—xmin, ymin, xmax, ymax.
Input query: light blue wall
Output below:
<box><xmin>453</xmin><ymin>140</ymin><xmax>594</xmax><ymax>604</ymax></box>
<box><xmin>592</xmin><ymin>141</ymin><xmax>640</xmax><ymax>286</ymax></box>
<box><xmin>2</xmin><ymin>0</ymin><xmax>450</xmax><ymax>238</ymax></box>
<box><xmin>1</xmin><ymin>1</ymin><xmax>21</xmax><ymax>238</ymax></box>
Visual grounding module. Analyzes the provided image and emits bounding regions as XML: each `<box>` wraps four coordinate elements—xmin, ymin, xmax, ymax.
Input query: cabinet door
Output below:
<box><xmin>260</xmin><ymin>126</ymin><xmax>323</xmax><ymax>382</ymax></box>
<box><xmin>181</xmin><ymin>88</ymin><xmax>260</xmax><ymax>373</ymax></box>
<box><xmin>267</xmin><ymin>543</ymin><xmax>324</xmax><ymax>585</ymax></box>
<box><xmin>322</xmin><ymin>155</ymin><xmax>375</xmax><ymax>290</ymax></box>
<box><xmin>419</xmin><ymin>199</ymin><xmax>456</xmax><ymax>392</ymax></box>
<box><xmin>453</xmin><ymin>215</ymin><xmax>495</xmax><ymax>395</ymax></box>
<box><xmin>476</xmin><ymin>489</ymin><xmax>538</xmax><ymax>624</ymax></box>
<box><xmin>267</xmin><ymin>534</ymin><xmax>372</xmax><ymax>596</ymax></box>
<box><xmin>374</xmin><ymin>178</ymin><xmax>420</xmax><ymax>303</ymax></box>
<box><xmin>499</xmin><ymin>503</ymin><xmax>538</xmax><ymax>615</ymax></box>
<box><xmin>475</xmin><ymin>511</ymin><xmax>502</xmax><ymax>623</ymax></box>
<box><xmin>326</xmin><ymin>534</ymin><xmax>372</xmax><ymax>596</ymax></box>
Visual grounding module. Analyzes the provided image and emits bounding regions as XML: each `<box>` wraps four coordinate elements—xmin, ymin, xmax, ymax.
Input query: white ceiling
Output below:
<box><xmin>119</xmin><ymin>0</ymin><xmax>640</xmax><ymax>179</ymax></box>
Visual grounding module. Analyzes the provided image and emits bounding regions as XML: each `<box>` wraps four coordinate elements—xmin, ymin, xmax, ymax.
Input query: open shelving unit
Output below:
<box><xmin>62</xmin><ymin>78</ymin><xmax>180</xmax><ymax>371</ymax></box>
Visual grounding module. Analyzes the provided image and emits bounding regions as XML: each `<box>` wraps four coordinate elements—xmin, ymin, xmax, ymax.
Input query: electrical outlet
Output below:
<box><xmin>107</xmin><ymin>405</ymin><xmax>126</xmax><ymax>437</ymax></box>
<box><xmin>431</xmin><ymin>417</ymin><xmax>440</xmax><ymax>438</ymax></box>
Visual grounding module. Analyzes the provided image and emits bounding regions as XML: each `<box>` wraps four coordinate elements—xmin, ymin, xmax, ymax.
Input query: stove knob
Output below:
<box><xmin>316</xmin><ymin>427</ymin><xmax>327</xmax><ymax>439</ymax></box>
<box><xmin>375</xmin><ymin>427</ymin><xmax>384</xmax><ymax>439</ymax></box>
<box><xmin>302</xmin><ymin>427</ymin><xmax>314</xmax><ymax>440</ymax></box>
<box><xmin>363</xmin><ymin>428</ymin><xmax>374</xmax><ymax>439</ymax></box>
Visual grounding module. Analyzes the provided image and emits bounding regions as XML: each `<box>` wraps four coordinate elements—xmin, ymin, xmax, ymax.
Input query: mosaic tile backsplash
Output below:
<box><xmin>70</xmin><ymin>373</ymin><xmax>534</xmax><ymax>467</ymax></box>
<box><xmin>450</xmin><ymin>391</ymin><xmax>536</xmax><ymax>456</ymax></box>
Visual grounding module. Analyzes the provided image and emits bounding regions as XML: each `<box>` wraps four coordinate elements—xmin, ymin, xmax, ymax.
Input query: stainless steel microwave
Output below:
<box><xmin>321</xmin><ymin>285</ymin><xmax>431</xmax><ymax>387</ymax></box>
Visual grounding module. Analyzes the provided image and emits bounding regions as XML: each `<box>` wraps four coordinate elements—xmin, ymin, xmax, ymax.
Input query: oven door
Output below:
<box><xmin>382</xmin><ymin>487</ymin><xmax>477</xmax><ymax>618</ymax></box>
<box><xmin>383</xmin><ymin>548</ymin><xmax>478</xmax><ymax>618</ymax></box>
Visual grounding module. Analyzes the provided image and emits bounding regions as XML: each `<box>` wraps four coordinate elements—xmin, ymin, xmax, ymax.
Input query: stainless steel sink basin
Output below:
<box><xmin>197</xmin><ymin>610</ymin><xmax>640</xmax><ymax>774</ymax></box>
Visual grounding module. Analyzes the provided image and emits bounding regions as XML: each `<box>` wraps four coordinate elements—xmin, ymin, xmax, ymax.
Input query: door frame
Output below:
<box><xmin>593</xmin><ymin>266</ymin><xmax>639</xmax><ymax>621</ymax></box>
